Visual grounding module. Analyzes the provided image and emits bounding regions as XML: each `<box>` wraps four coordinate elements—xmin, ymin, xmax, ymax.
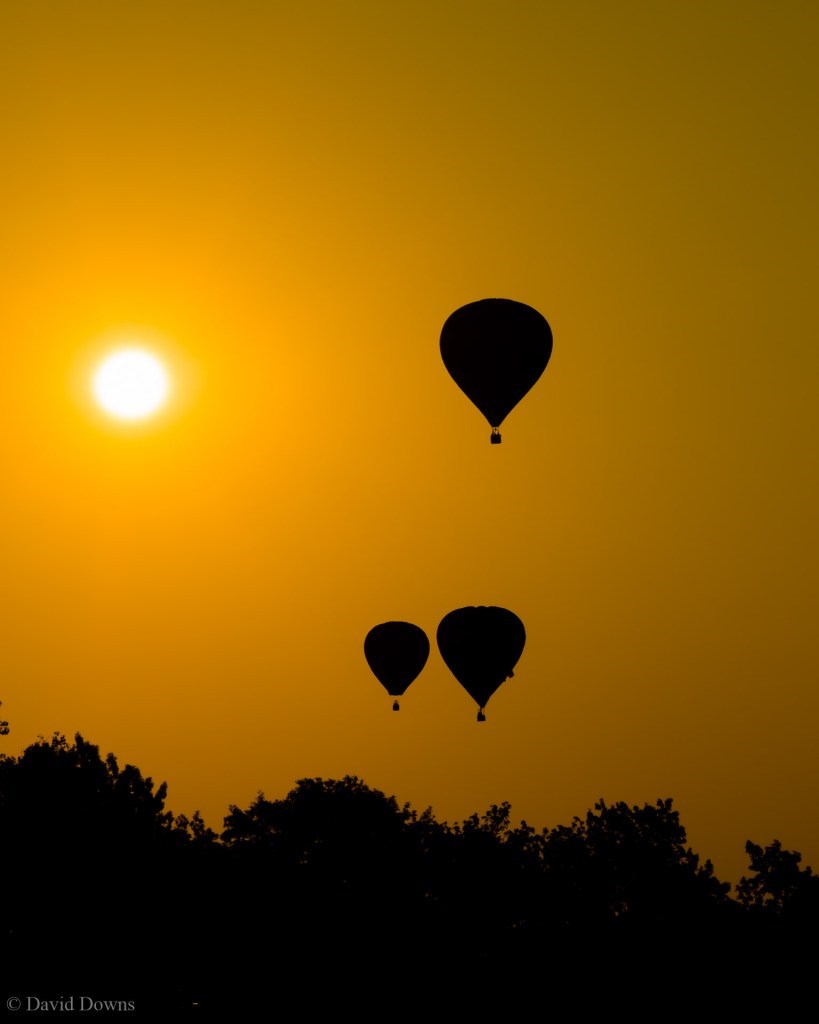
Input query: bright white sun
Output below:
<box><xmin>93</xmin><ymin>348</ymin><xmax>169</xmax><ymax>420</ymax></box>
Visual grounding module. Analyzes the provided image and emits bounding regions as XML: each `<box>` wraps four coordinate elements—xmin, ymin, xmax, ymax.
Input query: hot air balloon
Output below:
<box><xmin>440</xmin><ymin>298</ymin><xmax>552</xmax><ymax>443</ymax></box>
<box><xmin>437</xmin><ymin>606</ymin><xmax>525</xmax><ymax>721</ymax></box>
<box><xmin>364</xmin><ymin>621</ymin><xmax>430</xmax><ymax>711</ymax></box>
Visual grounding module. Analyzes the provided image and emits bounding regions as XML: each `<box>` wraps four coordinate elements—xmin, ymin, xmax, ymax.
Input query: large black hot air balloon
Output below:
<box><xmin>364</xmin><ymin>621</ymin><xmax>430</xmax><ymax>711</ymax></box>
<box><xmin>440</xmin><ymin>298</ymin><xmax>552</xmax><ymax>443</ymax></box>
<box><xmin>437</xmin><ymin>606</ymin><xmax>525</xmax><ymax>721</ymax></box>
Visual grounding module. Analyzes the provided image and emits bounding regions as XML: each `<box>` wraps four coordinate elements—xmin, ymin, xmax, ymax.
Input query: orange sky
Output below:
<box><xmin>1</xmin><ymin>1</ymin><xmax>817</xmax><ymax>882</ymax></box>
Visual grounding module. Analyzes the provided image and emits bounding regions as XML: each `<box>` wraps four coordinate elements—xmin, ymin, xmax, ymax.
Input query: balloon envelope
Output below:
<box><xmin>440</xmin><ymin>298</ymin><xmax>552</xmax><ymax>438</ymax></box>
<box><xmin>364</xmin><ymin>622</ymin><xmax>430</xmax><ymax>698</ymax></box>
<box><xmin>437</xmin><ymin>606</ymin><xmax>526</xmax><ymax>711</ymax></box>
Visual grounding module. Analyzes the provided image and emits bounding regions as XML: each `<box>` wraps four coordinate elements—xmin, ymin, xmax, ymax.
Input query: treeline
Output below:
<box><xmin>2</xmin><ymin>734</ymin><xmax>817</xmax><ymax>1015</ymax></box>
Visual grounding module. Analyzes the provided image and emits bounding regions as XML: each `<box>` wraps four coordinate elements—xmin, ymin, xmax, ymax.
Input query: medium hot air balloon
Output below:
<box><xmin>364</xmin><ymin>621</ymin><xmax>430</xmax><ymax>711</ymax></box>
<box><xmin>440</xmin><ymin>298</ymin><xmax>552</xmax><ymax>443</ymax></box>
<box><xmin>437</xmin><ymin>606</ymin><xmax>525</xmax><ymax>721</ymax></box>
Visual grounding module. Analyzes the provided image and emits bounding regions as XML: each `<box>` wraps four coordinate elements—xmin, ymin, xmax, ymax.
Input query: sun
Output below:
<box><xmin>93</xmin><ymin>348</ymin><xmax>170</xmax><ymax>420</ymax></box>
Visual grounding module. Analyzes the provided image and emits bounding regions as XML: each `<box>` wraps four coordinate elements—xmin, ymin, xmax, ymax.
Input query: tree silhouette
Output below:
<box><xmin>540</xmin><ymin>797</ymin><xmax>730</xmax><ymax>928</ymax></box>
<box><xmin>220</xmin><ymin>775</ymin><xmax>436</xmax><ymax>990</ymax></box>
<box><xmin>0</xmin><ymin>733</ymin><xmax>215</xmax><ymax>1010</ymax></box>
<box><xmin>1</xmin><ymin>732</ymin><xmax>816</xmax><ymax>1014</ymax></box>
<box><xmin>737</xmin><ymin>839</ymin><xmax>819</xmax><ymax>920</ymax></box>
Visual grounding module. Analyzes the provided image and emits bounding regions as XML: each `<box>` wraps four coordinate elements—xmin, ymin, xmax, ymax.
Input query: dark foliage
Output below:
<box><xmin>1</xmin><ymin>734</ymin><xmax>816</xmax><ymax>1015</ymax></box>
<box><xmin>737</xmin><ymin>839</ymin><xmax>819</xmax><ymax>919</ymax></box>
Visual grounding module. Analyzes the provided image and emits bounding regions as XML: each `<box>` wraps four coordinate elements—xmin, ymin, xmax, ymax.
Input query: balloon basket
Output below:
<box><xmin>490</xmin><ymin>429</ymin><xmax>502</xmax><ymax>445</ymax></box>
<box><xmin>477</xmin><ymin>709</ymin><xmax>486</xmax><ymax>722</ymax></box>
<box><xmin>392</xmin><ymin>700</ymin><xmax>400</xmax><ymax>711</ymax></box>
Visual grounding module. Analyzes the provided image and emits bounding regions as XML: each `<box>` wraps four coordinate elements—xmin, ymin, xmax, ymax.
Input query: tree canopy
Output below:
<box><xmin>1</xmin><ymin>733</ymin><xmax>815</xmax><ymax>1014</ymax></box>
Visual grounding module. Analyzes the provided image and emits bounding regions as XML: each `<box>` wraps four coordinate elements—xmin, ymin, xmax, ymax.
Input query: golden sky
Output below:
<box><xmin>1</xmin><ymin>1</ymin><xmax>817</xmax><ymax>881</ymax></box>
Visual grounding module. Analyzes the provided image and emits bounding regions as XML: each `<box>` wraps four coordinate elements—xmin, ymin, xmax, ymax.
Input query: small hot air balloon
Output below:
<box><xmin>440</xmin><ymin>298</ymin><xmax>552</xmax><ymax>443</ymax></box>
<box><xmin>437</xmin><ymin>606</ymin><xmax>525</xmax><ymax>721</ymax></box>
<box><xmin>364</xmin><ymin>621</ymin><xmax>430</xmax><ymax>711</ymax></box>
